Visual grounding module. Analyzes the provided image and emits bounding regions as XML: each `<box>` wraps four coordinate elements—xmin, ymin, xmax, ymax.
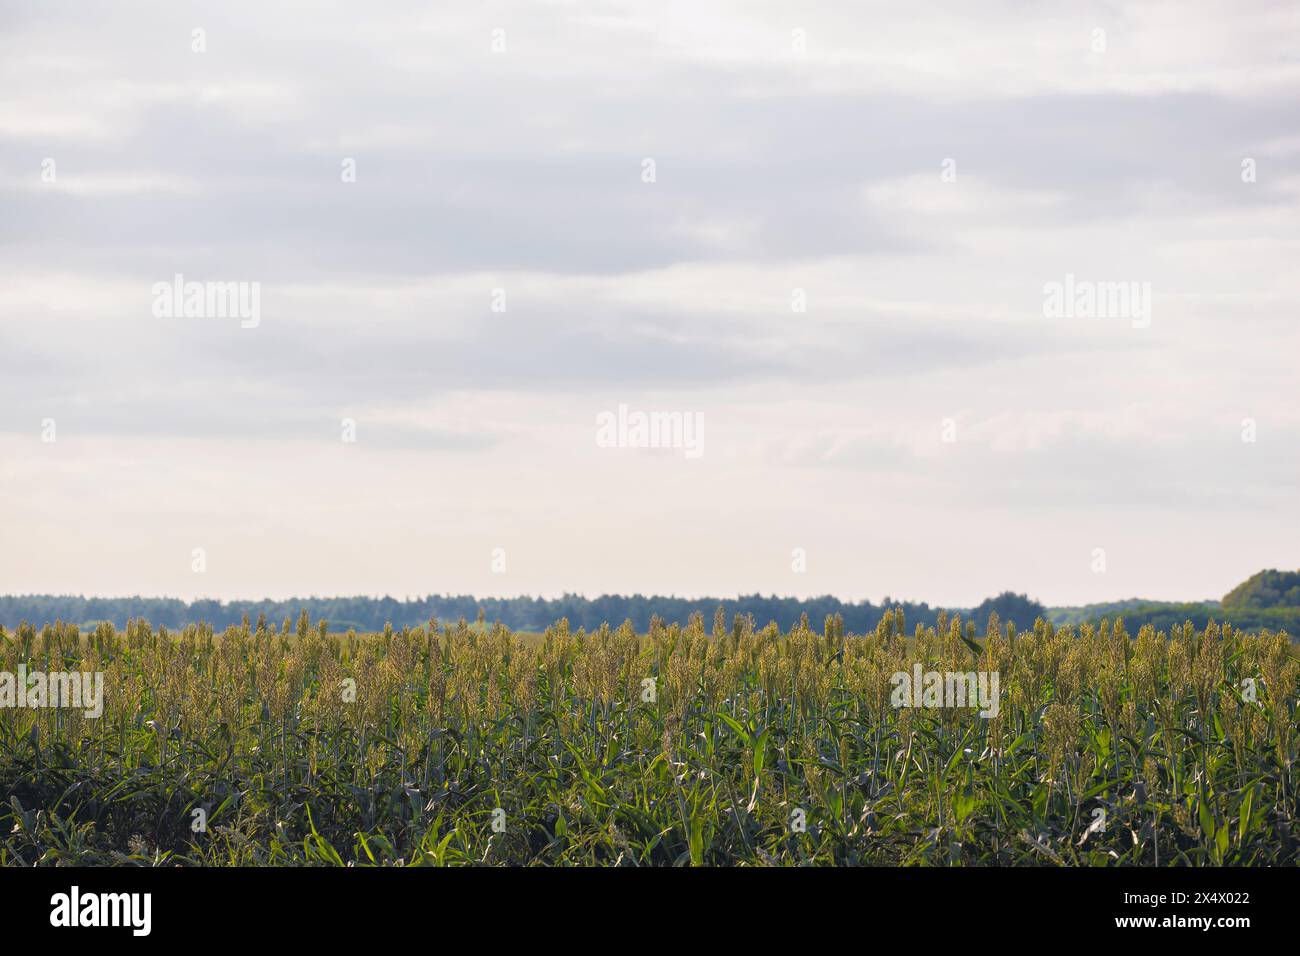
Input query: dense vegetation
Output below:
<box><xmin>1049</xmin><ymin>600</ymin><xmax>1300</xmax><ymax>635</ymax></box>
<box><xmin>10</xmin><ymin>583</ymin><xmax>1300</xmax><ymax>637</ymax></box>
<box><xmin>1224</xmin><ymin>570</ymin><xmax>1300</xmax><ymax>611</ymax></box>
<box><xmin>2</xmin><ymin>610</ymin><xmax>1295</xmax><ymax>866</ymax></box>
<box><xmin>0</xmin><ymin>591</ymin><xmax>1046</xmax><ymax>634</ymax></box>
<box><xmin>1045</xmin><ymin>569</ymin><xmax>1300</xmax><ymax>634</ymax></box>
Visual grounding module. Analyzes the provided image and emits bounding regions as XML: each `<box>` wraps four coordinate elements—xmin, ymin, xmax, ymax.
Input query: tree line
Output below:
<box><xmin>5</xmin><ymin>588</ymin><xmax>1294</xmax><ymax>636</ymax></box>
<box><xmin>0</xmin><ymin>591</ymin><xmax>1048</xmax><ymax>633</ymax></box>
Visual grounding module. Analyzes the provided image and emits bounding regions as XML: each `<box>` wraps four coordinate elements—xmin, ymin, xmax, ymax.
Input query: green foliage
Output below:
<box><xmin>0</xmin><ymin>594</ymin><xmax>956</xmax><ymax>634</ymax></box>
<box><xmin>8</xmin><ymin>568</ymin><xmax>1297</xmax><ymax>635</ymax></box>
<box><xmin>1052</xmin><ymin>601</ymin><xmax>1300</xmax><ymax>635</ymax></box>
<box><xmin>969</xmin><ymin>592</ymin><xmax>1046</xmax><ymax>631</ymax></box>
<box><xmin>1</xmin><ymin>613</ymin><xmax>1297</xmax><ymax>866</ymax></box>
<box><xmin>1223</xmin><ymin>569</ymin><xmax>1300</xmax><ymax>610</ymax></box>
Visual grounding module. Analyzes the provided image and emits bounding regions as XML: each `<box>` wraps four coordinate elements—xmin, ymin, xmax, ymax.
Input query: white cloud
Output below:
<box><xmin>1</xmin><ymin>0</ymin><xmax>1296</xmax><ymax>606</ymax></box>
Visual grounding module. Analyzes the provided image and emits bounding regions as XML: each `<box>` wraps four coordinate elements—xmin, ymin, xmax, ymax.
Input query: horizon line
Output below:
<box><xmin>0</xmin><ymin>590</ymin><xmax>1219</xmax><ymax>610</ymax></box>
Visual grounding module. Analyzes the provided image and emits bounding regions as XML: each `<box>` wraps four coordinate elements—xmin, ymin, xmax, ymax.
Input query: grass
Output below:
<box><xmin>0</xmin><ymin>609</ymin><xmax>1296</xmax><ymax>866</ymax></box>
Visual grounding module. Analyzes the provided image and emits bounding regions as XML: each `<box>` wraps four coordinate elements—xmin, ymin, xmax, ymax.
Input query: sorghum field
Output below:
<box><xmin>1</xmin><ymin>610</ymin><xmax>1296</xmax><ymax>866</ymax></box>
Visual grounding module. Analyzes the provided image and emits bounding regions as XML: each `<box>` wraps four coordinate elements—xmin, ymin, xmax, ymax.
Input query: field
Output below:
<box><xmin>1</xmin><ymin>611</ymin><xmax>1297</xmax><ymax>866</ymax></box>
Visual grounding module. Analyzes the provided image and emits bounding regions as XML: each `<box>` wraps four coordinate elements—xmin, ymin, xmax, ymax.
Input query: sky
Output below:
<box><xmin>1</xmin><ymin>0</ymin><xmax>1297</xmax><ymax>607</ymax></box>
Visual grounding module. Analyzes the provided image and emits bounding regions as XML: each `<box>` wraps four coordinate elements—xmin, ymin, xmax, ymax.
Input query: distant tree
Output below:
<box><xmin>969</xmin><ymin>591</ymin><xmax>1047</xmax><ymax>631</ymax></box>
<box><xmin>1223</xmin><ymin>569</ymin><xmax>1300</xmax><ymax>609</ymax></box>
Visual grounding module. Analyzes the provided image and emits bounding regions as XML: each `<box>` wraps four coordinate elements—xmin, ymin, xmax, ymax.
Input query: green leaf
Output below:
<box><xmin>954</xmin><ymin>789</ymin><xmax>979</xmax><ymax>824</ymax></box>
<box><xmin>1237</xmin><ymin>786</ymin><xmax>1255</xmax><ymax>847</ymax></box>
<box><xmin>716</xmin><ymin>712</ymin><xmax>750</xmax><ymax>745</ymax></box>
<box><xmin>753</xmin><ymin>729</ymin><xmax>769</xmax><ymax>776</ymax></box>
<box><xmin>688</xmin><ymin>816</ymin><xmax>704</xmax><ymax>866</ymax></box>
<box><xmin>1215</xmin><ymin>822</ymin><xmax>1230</xmax><ymax>861</ymax></box>
<box><xmin>1197</xmin><ymin>795</ymin><xmax>1215</xmax><ymax>840</ymax></box>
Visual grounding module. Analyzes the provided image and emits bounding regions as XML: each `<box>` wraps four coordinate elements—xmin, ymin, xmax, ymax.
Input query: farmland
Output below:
<box><xmin>1</xmin><ymin>610</ymin><xmax>1296</xmax><ymax>865</ymax></box>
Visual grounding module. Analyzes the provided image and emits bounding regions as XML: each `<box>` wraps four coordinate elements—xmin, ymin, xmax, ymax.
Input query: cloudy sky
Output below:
<box><xmin>1</xmin><ymin>0</ymin><xmax>1297</xmax><ymax>607</ymax></box>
